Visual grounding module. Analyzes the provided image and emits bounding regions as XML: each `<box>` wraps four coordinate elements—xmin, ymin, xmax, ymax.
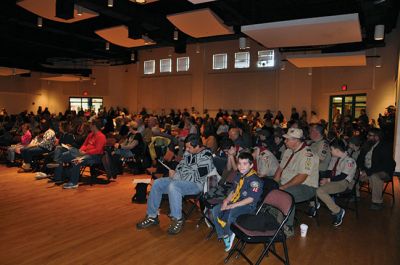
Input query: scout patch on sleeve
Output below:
<box><xmin>250</xmin><ymin>181</ymin><xmax>260</xmax><ymax>192</ymax></box>
<box><xmin>305</xmin><ymin>158</ymin><xmax>312</xmax><ymax>170</ymax></box>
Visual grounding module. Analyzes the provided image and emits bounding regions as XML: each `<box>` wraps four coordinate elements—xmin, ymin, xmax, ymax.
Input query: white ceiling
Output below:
<box><xmin>286</xmin><ymin>52</ymin><xmax>367</xmax><ymax>67</ymax></box>
<box><xmin>0</xmin><ymin>67</ymin><xmax>30</xmax><ymax>76</ymax></box>
<box><xmin>95</xmin><ymin>25</ymin><xmax>156</xmax><ymax>48</ymax></box>
<box><xmin>17</xmin><ymin>0</ymin><xmax>98</xmax><ymax>23</ymax></box>
<box><xmin>242</xmin><ymin>13</ymin><xmax>362</xmax><ymax>48</ymax></box>
<box><xmin>167</xmin><ymin>8</ymin><xmax>234</xmax><ymax>38</ymax></box>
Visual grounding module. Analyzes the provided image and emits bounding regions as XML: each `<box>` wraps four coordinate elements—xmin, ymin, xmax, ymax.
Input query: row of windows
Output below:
<box><xmin>144</xmin><ymin>57</ymin><xmax>189</xmax><ymax>74</ymax></box>
<box><xmin>143</xmin><ymin>50</ymin><xmax>275</xmax><ymax>75</ymax></box>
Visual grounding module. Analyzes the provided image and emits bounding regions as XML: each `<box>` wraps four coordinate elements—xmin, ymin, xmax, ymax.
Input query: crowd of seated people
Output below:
<box><xmin>0</xmin><ymin>105</ymin><xmax>397</xmax><ymax>251</ymax></box>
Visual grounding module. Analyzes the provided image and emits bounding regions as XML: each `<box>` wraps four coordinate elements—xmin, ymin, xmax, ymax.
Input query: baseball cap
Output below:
<box><xmin>283</xmin><ymin>128</ymin><xmax>303</xmax><ymax>139</ymax></box>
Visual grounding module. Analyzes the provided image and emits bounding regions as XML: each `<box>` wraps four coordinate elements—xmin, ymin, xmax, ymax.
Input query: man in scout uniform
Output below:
<box><xmin>274</xmin><ymin>128</ymin><xmax>319</xmax><ymax>237</ymax></box>
<box><xmin>315</xmin><ymin>140</ymin><xmax>356</xmax><ymax>226</ymax></box>
<box><xmin>212</xmin><ymin>152</ymin><xmax>263</xmax><ymax>252</ymax></box>
<box><xmin>309</xmin><ymin>124</ymin><xmax>331</xmax><ymax>178</ymax></box>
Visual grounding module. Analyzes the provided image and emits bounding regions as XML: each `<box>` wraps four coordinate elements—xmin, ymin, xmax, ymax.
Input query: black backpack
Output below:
<box><xmin>132</xmin><ymin>183</ymin><xmax>149</xmax><ymax>204</ymax></box>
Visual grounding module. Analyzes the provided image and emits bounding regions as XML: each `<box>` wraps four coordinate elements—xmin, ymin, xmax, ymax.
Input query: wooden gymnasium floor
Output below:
<box><xmin>0</xmin><ymin>165</ymin><xmax>399</xmax><ymax>265</ymax></box>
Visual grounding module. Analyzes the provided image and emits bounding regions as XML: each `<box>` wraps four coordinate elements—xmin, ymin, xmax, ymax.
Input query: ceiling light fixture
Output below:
<box><xmin>173</xmin><ymin>29</ymin><xmax>179</xmax><ymax>41</ymax></box>
<box><xmin>106</xmin><ymin>42</ymin><xmax>110</xmax><ymax>50</ymax></box>
<box><xmin>37</xmin><ymin>16</ymin><xmax>43</xmax><ymax>27</ymax></box>
<box><xmin>108</xmin><ymin>0</ymin><xmax>114</xmax><ymax>7</ymax></box>
<box><xmin>374</xmin><ymin>24</ymin><xmax>385</xmax><ymax>40</ymax></box>
<box><xmin>77</xmin><ymin>5</ymin><xmax>83</xmax><ymax>16</ymax></box>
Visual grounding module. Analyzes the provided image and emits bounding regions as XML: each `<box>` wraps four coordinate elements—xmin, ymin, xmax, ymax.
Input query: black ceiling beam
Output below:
<box><xmin>55</xmin><ymin>0</ymin><xmax>75</xmax><ymax>20</ymax></box>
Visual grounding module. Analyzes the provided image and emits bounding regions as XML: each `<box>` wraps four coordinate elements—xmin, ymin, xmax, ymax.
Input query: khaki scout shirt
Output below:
<box><xmin>328</xmin><ymin>154</ymin><xmax>357</xmax><ymax>182</ymax></box>
<box><xmin>310</xmin><ymin>138</ymin><xmax>331</xmax><ymax>172</ymax></box>
<box><xmin>280</xmin><ymin>144</ymin><xmax>319</xmax><ymax>188</ymax></box>
<box><xmin>256</xmin><ymin>149</ymin><xmax>279</xmax><ymax>177</ymax></box>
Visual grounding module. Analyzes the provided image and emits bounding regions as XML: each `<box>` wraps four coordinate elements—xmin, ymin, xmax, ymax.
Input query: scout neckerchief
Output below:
<box><xmin>217</xmin><ymin>168</ymin><xmax>258</xmax><ymax>229</ymax></box>
<box><xmin>230</xmin><ymin>169</ymin><xmax>257</xmax><ymax>203</ymax></box>
<box><xmin>282</xmin><ymin>142</ymin><xmax>307</xmax><ymax>170</ymax></box>
<box><xmin>330</xmin><ymin>157</ymin><xmax>340</xmax><ymax>178</ymax></box>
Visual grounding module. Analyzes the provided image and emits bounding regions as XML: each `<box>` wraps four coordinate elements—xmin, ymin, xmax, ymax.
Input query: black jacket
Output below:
<box><xmin>357</xmin><ymin>141</ymin><xmax>395</xmax><ymax>176</ymax></box>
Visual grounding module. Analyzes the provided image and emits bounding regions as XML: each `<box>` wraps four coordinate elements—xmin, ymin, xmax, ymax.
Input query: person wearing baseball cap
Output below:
<box><xmin>273</xmin><ymin>128</ymin><xmax>319</xmax><ymax>237</ymax></box>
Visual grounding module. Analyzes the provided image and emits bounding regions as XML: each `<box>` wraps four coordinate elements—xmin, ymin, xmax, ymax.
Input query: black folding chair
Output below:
<box><xmin>360</xmin><ymin>173</ymin><xmax>395</xmax><ymax>207</ymax></box>
<box><xmin>225</xmin><ymin>189</ymin><xmax>294</xmax><ymax>265</ymax></box>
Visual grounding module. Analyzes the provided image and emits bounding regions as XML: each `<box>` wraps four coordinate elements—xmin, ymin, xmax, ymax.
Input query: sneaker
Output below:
<box><xmin>63</xmin><ymin>182</ymin><xmax>79</xmax><ymax>189</ymax></box>
<box><xmin>369</xmin><ymin>203</ymin><xmax>384</xmax><ymax>211</ymax></box>
<box><xmin>46</xmin><ymin>162</ymin><xmax>60</xmax><ymax>168</ymax></box>
<box><xmin>35</xmin><ymin>172</ymin><xmax>48</xmax><ymax>180</ymax></box>
<box><xmin>332</xmin><ymin>208</ymin><xmax>345</xmax><ymax>227</ymax></box>
<box><xmin>283</xmin><ymin>225</ymin><xmax>295</xmax><ymax>238</ymax></box>
<box><xmin>225</xmin><ymin>233</ymin><xmax>235</xmax><ymax>252</ymax></box>
<box><xmin>307</xmin><ymin>202</ymin><xmax>320</xmax><ymax>217</ymax></box>
<box><xmin>223</xmin><ymin>236</ymin><xmax>231</xmax><ymax>252</ymax></box>
<box><xmin>167</xmin><ymin>218</ymin><xmax>185</xmax><ymax>235</ymax></box>
<box><xmin>136</xmin><ymin>216</ymin><xmax>160</xmax><ymax>230</ymax></box>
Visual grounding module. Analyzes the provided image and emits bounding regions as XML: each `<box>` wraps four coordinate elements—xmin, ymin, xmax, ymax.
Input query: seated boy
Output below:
<box><xmin>211</xmin><ymin>152</ymin><xmax>263</xmax><ymax>252</ymax></box>
<box><xmin>313</xmin><ymin>140</ymin><xmax>356</xmax><ymax>226</ymax></box>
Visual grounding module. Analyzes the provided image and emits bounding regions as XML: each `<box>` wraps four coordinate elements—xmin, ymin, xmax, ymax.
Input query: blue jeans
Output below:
<box><xmin>54</xmin><ymin>154</ymin><xmax>102</xmax><ymax>184</ymax></box>
<box><xmin>21</xmin><ymin>146</ymin><xmax>49</xmax><ymax>164</ymax></box>
<box><xmin>7</xmin><ymin>144</ymin><xmax>22</xmax><ymax>162</ymax></box>
<box><xmin>212</xmin><ymin>203</ymin><xmax>255</xmax><ymax>238</ymax></box>
<box><xmin>114</xmin><ymin>148</ymin><xmax>133</xmax><ymax>158</ymax></box>
<box><xmin>147</xmin><ymin>178</ymin><xmax>201</xmax><ymax>220</ymax></box>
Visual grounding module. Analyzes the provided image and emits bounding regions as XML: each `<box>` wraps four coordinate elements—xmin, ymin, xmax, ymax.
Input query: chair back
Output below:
<box><xmin>262</xmin><ymin>189</ymin><xmax>294</xmax><ymax>217</ymax></box>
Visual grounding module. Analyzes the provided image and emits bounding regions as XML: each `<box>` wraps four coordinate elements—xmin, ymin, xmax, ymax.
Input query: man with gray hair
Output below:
<box><xmin>274</xmin><ymin>128</ymin><xmax>319</xmax><ymax>237</ymax></box>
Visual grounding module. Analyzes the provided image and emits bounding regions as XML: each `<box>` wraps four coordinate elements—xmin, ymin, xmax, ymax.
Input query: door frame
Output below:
<box><xmin>328</xmin><ymin>93</ymin><xmax>367</xmax><ymax>127</ymax></box>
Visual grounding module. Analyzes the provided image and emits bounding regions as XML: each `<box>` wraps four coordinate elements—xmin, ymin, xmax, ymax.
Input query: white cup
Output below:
<box><xmin>300</xmin><ymin>224</ymin><xmax>308</xmax><ymax>237</ymax></box>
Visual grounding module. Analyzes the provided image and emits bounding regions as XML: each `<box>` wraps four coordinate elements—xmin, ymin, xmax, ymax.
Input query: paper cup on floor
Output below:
<box><xmin>300</xmin><ymin>224</ymin><xmax>308</xmax><ymax>237</ymax></box>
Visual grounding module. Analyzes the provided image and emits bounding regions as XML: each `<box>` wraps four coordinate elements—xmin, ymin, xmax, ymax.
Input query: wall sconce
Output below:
<box><xmin>173</xmin><ymin>29</ymin><xmax>179</xmax><ymax>41</ymax></box>
<box><xmin>105</xmin><ymin>42</ymin><xmax>110</xmax><ymax>50</ymax></box>
<box><xmin>280</xmin><ymin>61</ymin><xmax>286</xmax><ymax>71</ymax></box>
<box><xmin>239</xmin><ymin>37</ymin><xmax>249</xmax><ymax>50</ymax></box>
<box><xmin>108</xmin><ymin>0</ymin><xmax>114</xmax><ymax>7</ymax></box>
<box><xmin>375</xmin><ymin>57</ymin><xmax>382</xmax><ymax>68</ymax></box>
<box><xmin>374</xmin><ymin>24</ymin><xmax>385</xmax><ymax>40</ymax></box>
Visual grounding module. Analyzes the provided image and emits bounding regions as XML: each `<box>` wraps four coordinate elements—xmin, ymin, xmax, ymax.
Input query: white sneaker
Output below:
<box><xmin>35</xmin><ymin>172</ymin><xmax>48</xmax><ymax>180</ymax></box>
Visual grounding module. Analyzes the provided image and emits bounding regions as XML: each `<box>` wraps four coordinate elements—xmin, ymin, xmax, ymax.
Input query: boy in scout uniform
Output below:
<box><xmin>274</xmin><ymin>128</ymin><xmax>319</xmax><ymax>237</ymax></box>
<box><xmin>315</xmin><ymin>140</ymin><xmax>356</xmax><ymax>226</ymax></box>
<box><xmin>212</xmin><ymin>152</ymin><xmax>263</xmax><ymax>252</ymax></box>
<box><xmin>309</xmin><ymin>124</ymin><xmax>331</xmax><ymax>178</ymax></box>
